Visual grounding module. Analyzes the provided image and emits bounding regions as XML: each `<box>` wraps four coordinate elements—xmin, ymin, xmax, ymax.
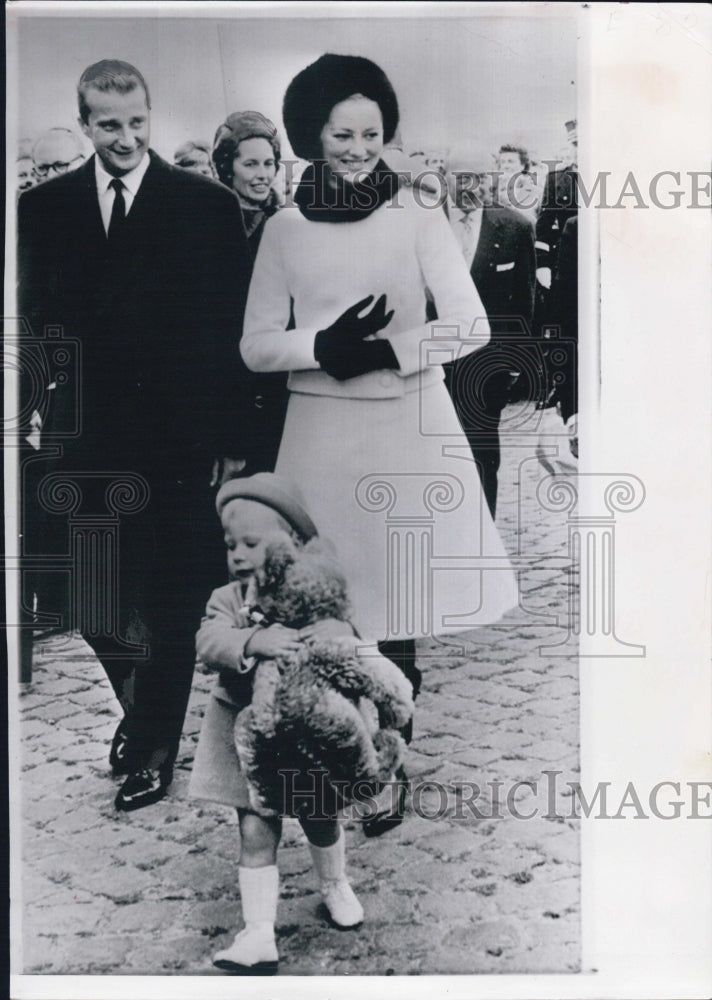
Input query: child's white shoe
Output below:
<box><xmin>308</xmin><ymin>830</ymin><xmax>364</xmax><ymax>929</ymax></box>
<box><xmin>213</xmin><ymin>864</ymin><xmax>279</xmax><ymax>974</ymax></box>
<box><xmin>213</xmin><ymin>924</ymin><xmax>278</xmax><ymax>975</ymax></box>
<box><xmin>320</xmin><ymin>877</ymin><xmax>364</xmax><ymax>928</ymax></box>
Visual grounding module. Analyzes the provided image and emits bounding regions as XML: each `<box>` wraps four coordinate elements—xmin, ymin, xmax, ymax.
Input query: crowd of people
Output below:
<box><xmin>16</xmin><ymin>56</ymin><xmax>578</xmax><ymax>976</ymax></box>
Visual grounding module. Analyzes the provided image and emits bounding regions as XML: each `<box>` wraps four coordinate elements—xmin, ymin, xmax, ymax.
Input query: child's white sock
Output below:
<box><xmin>213</xmin><ymin>865</ymin><xmax>279</xmax><ymax>973</ymax></box>
<box><xmin>308</xmin><ymin>829</ymin><xmax>364</xmax><ymax>928</ymax></box>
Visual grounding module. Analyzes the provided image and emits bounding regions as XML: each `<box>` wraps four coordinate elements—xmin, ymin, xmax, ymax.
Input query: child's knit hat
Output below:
<box><xmin>216</xmin><ymin>473</ymin><xmax>318</xmax><ymax>541</ymax></box>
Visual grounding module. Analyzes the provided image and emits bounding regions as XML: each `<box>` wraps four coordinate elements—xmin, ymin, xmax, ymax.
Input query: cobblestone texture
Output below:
<box><xmin>17</xmin><ymin>403</ymin><xmax>580</xmax><ymax>976</ymax></box>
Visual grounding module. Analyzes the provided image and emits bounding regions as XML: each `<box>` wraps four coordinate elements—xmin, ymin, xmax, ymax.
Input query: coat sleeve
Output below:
<box><xmin>514</xmin><ymin>219</ymin><xmax>536</xmax><ymax>336</ymax></box>
<box><xmin>17</xmin><ymin>190</ymin><xmax>41</xmax><ymax>327</ymax></box>
<box><xmin>240</xmin><ymin>219</ymin><xmax>321</xmax><ymax>373</ymax></box>
<box><xmin>196</xmin><ymin>190</ymin><xmax>255</xmax><ymax>459</ymax></box>
<box><xmin>196</xmin><ymin>586</ymin><xmax>260</xmax><ymax>674</ymax></box>
<box><xmin>387</xmin><ymin>204</ymin><xmax>490</xmax><ymax>378</ymax></box>
<box><xmin>16</xmin><ymin>188</ymin><xmax>56</xmax><ymax>437</ymax></box>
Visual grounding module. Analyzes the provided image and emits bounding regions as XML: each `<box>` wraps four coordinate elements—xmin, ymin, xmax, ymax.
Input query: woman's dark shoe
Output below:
<box><xmin>361</xmin><ymin>766</ymin><xmax>409</xmax><ymax>838</ymax></box>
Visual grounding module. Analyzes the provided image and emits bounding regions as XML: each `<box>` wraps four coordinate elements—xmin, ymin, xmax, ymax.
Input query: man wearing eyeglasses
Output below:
<box><xmin>17</xmin><ymin>59</ymin><xmax>250</xmax><ymax>813</ymax></box>
<box><xmin>31</xmin><ymin>127</ymin><xmax>86</xmax><ymax>184</ymax></box>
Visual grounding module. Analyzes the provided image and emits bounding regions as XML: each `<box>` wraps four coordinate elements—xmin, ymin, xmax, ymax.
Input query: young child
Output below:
<box><xmin>189</xmin><ymin>473</ymin><xmax>364</xmax><ymax>975</ymax></box>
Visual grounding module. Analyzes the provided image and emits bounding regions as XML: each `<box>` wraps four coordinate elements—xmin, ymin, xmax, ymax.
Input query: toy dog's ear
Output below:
<box><xmin>261</xmin><ymin>533</ymin><xmax>297</xmax><ymax>589</ymax></box>
<box><xmin>303</xmin><ymin>536</ymin><xmax>338</xmax><ymax>560</ymax></box>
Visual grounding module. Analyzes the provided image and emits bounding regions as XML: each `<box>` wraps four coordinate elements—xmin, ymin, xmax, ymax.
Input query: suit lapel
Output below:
<box><xmin>73</xmin><ymin>155</ymin><xmax>107</xmax><ymax>250</ymax></box>
<box><xmin>114</xmin><ymin>150</ymin><xmax>166</xmax><ymax>240</ymax></box>
<box><xmin>96</xmin><ymin>152</ymin><xmax>170</xmax><ymax>309</ymax></box>
<box><xmin>471</xmin><ymin>207</ymin><xmax>499</xmax><ymax>282</ymax></box>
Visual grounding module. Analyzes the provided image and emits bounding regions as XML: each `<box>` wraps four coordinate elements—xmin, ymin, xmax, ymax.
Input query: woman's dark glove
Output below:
<box><xmin>314</xmin><ymin>294</ymin><xmax>400</xmax><ymax>381</ymax></box>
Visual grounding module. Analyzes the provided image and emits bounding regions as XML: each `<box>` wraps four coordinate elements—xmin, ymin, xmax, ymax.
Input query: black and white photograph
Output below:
<box><xmin>4</xmin><ymin>2</ymin><xmax>711</xmax><ymax>997</ymax></box>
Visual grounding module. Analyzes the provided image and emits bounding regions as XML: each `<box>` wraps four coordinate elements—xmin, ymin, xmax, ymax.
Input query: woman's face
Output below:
<box><xmin>231</xmin><ymin>137</ymin><xmax>277</xmax><ymax>204</ymax></box>
<box><xmin>319</xmin><ymin>95</ymin><xmax>384</xmax><ymax>185</ymax></box>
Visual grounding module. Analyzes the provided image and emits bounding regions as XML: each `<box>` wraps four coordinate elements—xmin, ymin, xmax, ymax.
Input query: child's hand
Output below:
<box><xmin>299</xmin><ymin>618</ymin><xmax>355</xmax><ymax>642</ymax></box>
<box><xmin>246</xmin><ymin>623</ymin><xmax>302</xmax><ymax>659</ymax></box>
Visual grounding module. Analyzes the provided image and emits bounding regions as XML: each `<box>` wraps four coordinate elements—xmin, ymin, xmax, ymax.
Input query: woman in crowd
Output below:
<box><xmin>240</xmin><ymin>55</ymin><xmax>518</xmax><ymax>820</ymax></box>
<box><xmin>213</xmin><ymin>111</ymin><xmax>283</xmax><ymax>252</ymax></box>
<box><xmin>497</xmin><ymin>143</ymin><xmax>541</xmax><ymax>224</ymax></box>
<box><xmin>212</xmin><ymin>111</ymin><xmax>289</xmax><ymax>477</ymax></box>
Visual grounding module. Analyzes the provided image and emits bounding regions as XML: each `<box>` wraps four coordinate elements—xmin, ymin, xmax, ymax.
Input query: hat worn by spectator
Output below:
<box><xmin>282</xmin><ymin>53</ymin><xmax>399</xmax><ymax>162</ymax></box>
<box><xmin>216</xmin><ymin>473</ymin><xmax>318</xmax><ymax>541</ymax></box>
<box><xmin>212</xmin><ymin>111</ymin><xmax>281</xmax><ymax>187</ymax></box>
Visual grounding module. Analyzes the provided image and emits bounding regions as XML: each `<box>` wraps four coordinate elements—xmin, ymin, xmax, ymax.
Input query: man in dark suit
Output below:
<box><xmin>535</xmin><ymin>120</ymin><xmax>578</xmax><ymax>287</ymax></box>
<box><xmin>17</xmin><ymin>60</ymin><xmax>251</xmax><ymax>811</ymax></box>
<box><xmin>534</xmin><ymin>121</ymin><xmax>578</xmax><ymax>407</ymax></box>
<box><xmin>547</xmin><ymin>215</ymin><xmax>578</xmax><ymax>436</ymax></box>
<box><xmin>440</xmin><ymin>145</ymin><xmax>536</xmax><ymax>519</ymax></box>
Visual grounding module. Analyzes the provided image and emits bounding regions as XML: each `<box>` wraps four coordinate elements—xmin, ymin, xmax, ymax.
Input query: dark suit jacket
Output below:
<box><xmin>535</xmin><ymin>166</ymin><xmax>577</xmax><ymax>273</ymax></box>
<box><xmin>17</xmin><ymin>151</ymin><xmax>251</xmax><ymax>477</ymax></box>
<box><xmin>429</xmin><ymin>203</ymin><xmax>535</xmax><ymax>336</ymax></box>
<box><xmin>469</xmin><ymin>204</ymin><xmax>536</xmax><ymax>338</ymax></box>
<box><xmin>547</xmin><ymin>215</ymin><xmax>577</xmax><ymax>422</ymax></box>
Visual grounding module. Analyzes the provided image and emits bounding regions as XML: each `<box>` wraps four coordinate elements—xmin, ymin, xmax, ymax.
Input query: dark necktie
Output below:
<box><xmin>108</xmin><ymin>178</ymin><xmax>126</xmax><ymax>239</ymax></box>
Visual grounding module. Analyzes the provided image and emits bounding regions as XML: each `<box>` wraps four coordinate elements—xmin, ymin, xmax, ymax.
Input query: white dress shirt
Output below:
<box><xmin>95</xmin><ymin>153</ymin><xmax>151</xmax><ymax>234</ymax></box>
<box><xmin>448</xmin><ymin>200</ymin><xmax>483</xmax><ymax>271</ymax></box>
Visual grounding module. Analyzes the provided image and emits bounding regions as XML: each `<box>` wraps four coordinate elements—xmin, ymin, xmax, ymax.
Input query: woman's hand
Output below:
<box><xmin>299</xmin><ymin>618</ymin><xmax>356</xmax><ymax>642</ymax></box>
<box><xmin>323</xmin><ymin>294</ymin><xmax>394</xmax><ymax>340</ymax></box>
<box><xmin>245</xmin><ymin>623</ymin><xmax>302</xmax><ymax>659</ymax></box>
<box><xmin>314</xmin><ymin>294</ymin><xmax>399</xmax><ymax>380</ymax></box>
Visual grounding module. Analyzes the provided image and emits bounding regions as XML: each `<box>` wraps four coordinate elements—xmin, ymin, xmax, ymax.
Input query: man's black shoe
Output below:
<box><xmin>115</xmin><ymin>766</ymin><xmax>173</xmax><ymax>812</ymax></box>
<box><xmin>109</xmin><ymin>718</ymin><xmax>132</xmax><ymax>776</ymax></box>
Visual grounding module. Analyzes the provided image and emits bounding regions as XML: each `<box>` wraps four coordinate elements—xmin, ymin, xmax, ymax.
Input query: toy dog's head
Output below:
<box><xmin>257</xmin><ymin>535</ymin><xmax>350</xmax><ymax>630</ymax></box>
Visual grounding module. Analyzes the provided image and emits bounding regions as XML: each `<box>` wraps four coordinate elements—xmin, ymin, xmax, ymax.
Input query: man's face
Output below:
<box><xmin>32</xmin><ymin>132</ymin><xmax>85</xmax><ymax>182</ymax></box>
<box><xmin>17</xmin><ymin>157</ymin><xmax>35</xmax><ymax>191</ymax></box>
<box><xmin>425</xmin><ymin>154</ymin><xmax>446</xmax><ymax>175</ymax></box>
<box><xmin>80</xmin><ymin>85</ymin><xmax>150</xmax><ymax>177</ymax></box>
<box><xmin>447</xmin><ymin>168</ymin><xmax>491</xmax><ymax>209</ymax></box>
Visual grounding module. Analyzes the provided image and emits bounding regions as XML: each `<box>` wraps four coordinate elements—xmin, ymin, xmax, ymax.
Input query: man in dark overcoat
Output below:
<box><xmin>438</xmin><ymin>146</ymin><xmax>536</xmax><ymax>519</ymax></box>
<box><xmin>17</xmin><ymin>59</ymin><xmax>251</xmax><ymax>810</ymax></box>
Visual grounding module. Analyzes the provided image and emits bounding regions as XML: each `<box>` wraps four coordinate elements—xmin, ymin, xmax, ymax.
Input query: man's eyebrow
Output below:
<box><xmin>96</xmin><ymin>113</ymin><xmax>146</xmax><ymax>125</ymax></box>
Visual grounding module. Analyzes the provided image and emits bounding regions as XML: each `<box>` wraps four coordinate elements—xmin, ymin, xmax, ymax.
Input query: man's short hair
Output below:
<box><xmin>32</xmin><ymin>127</ymin><xmax>84</xmax><ymax>163</ymax></box>
<box><xmin>77</xmin><ymin>59</ymin><xmax>151</xmax><ymax>124</ymax></box>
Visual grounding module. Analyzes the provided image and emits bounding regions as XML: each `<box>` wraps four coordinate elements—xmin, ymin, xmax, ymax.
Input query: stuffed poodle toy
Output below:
<box><xmin>234</xmin><ymin>535</ymin><xmax>414</xmax><ymax>817</ymax></box>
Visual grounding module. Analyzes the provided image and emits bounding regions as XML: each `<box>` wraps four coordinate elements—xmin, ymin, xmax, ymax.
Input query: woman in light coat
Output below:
<box><xmin>241</xmin><ymin>55</ymin><xmax>518</xmax><ymax>800</ymax></box>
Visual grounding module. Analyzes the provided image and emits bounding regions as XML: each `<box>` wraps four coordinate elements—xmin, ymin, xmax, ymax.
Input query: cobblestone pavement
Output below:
<box><xmin>16</xmin><ymin>403</ymin><xmax>580</xmax><ymax>977</ymax></box>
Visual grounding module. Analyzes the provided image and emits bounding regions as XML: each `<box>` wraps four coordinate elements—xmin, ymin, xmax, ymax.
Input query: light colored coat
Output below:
<box><xmin>241</xmin><ymin>185</ymin><xmax>490</xmax><ymax>395</ymax></box>
<box><xmin>196</xmin><ymin>580</ymin><xmax>261</xmax><ymax>709</ymax></box>
<box><xmin>240</xmin><ymin>187</ymin><xmax>518</xmax><ymax>641</ymax></box>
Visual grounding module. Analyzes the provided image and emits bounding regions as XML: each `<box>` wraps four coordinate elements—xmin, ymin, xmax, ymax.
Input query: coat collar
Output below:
<box><xmin>79</xmin><ymin>148</ymin><xmax>170</xmax><ymax>192</ymax></box>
